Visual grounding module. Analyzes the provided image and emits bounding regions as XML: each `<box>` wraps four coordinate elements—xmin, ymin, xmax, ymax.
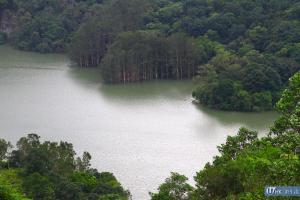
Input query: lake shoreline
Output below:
<box><xmin>0</xmin><ymin>45</ymin><xmax>278</xmax><ymax>199</ymax></box>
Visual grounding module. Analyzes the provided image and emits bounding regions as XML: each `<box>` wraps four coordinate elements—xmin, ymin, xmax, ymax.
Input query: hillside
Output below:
<box><xmin>1</xmin><ymin>0</ymin><xmax>300</xmax><ymax>111</ymax></box>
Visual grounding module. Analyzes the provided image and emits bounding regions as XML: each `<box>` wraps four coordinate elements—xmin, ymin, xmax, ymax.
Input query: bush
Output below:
<box><xmin>0</xmin><ymin>169</ymin><xmax>30</xmax><ymax>200</ymax></box>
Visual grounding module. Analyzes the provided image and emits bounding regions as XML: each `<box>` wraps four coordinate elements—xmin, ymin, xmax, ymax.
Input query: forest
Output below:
<box><xmin>0</xmin><ymin>134</ymin><xmax>129</xmax><ymax>200</ymax></box>
<box><xmin>1</xmin><ymin>0</ymin><xmax>300</xmax><ymax>111</ymax></box>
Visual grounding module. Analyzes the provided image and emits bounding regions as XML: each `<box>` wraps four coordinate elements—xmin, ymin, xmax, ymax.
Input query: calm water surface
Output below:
<box><xmin>0</xmin><ymin>45</ymin><xmax>278</xmax><ymax>199</ymax></box>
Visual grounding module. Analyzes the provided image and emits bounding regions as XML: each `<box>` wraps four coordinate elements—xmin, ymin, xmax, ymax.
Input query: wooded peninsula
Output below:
<box><xmin>1</xmin><ymin>0</ymin><xmax>300</xmax><ymax>111</ymax></box>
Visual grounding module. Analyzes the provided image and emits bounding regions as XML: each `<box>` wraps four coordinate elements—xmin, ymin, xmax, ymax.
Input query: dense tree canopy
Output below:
<box><xmin>0</xmin><ymin>134</ymin><xmax>129</xmax><ymax>200</ymax></box>
<box><xmin>150</xmin><ymin>172</ymin><xmax>193</xmax><ymax>200</ymax></box>
<box><xmin>192</xmin><ymin>49</ymin><xmax>292</xmax><ymax>111</ymax></box>
<box><xmin>1</xmin><ymin>0</ymin><xmax>106</xmax><ymax>52</ymax></box>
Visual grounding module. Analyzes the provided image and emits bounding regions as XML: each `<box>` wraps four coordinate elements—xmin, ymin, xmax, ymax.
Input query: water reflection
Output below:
<box><xmin>68</xmin><ymin>67</ymin><xmax>102</xmax><ymax>84</ymax></box>
<box><xmin>193</xmin><ymin>102</ymin><xmax>278</xmax><ymax>132</ymax></box>
<box><xmin>69</xmin><ymin>67</ymin><xmax>194</xmax><ymax>100</ymax></box>
<box><xmin>99</xmin><ymin>80</ymin><xmax>193</xmax><ymax>100</ymax></box>
<box><xmin>68</xmin><ymin>67</ymin><xmax>278</xmax><ymax>132</ymax></box>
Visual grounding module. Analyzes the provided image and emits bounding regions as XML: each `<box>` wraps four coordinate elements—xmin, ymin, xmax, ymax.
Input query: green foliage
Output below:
<box><xmin>8</xmin><ymin>0</ymin><xmax>104</xmax><ymax>53</ymax></box>
<box><xmin>75</xmin><ymin>151</ymin><xmax>92</xmax><ymax>172</ymax></box>
<box><xmin>0</xmin><ymin>138</ymin><xmax>12</xmax><ymax>163</ymax></box>
<box><xmin>251</xmin><ymin>92</ymin><xmax>273</xmax><ymax>112</ymax></box>
<box><xmin>68</xmin><ymin>0</ymin><xmax>151</xmax><ymax>67</ymax></box>
<box><xmin>150</xmin><ymin>172</ymin><xmax>193</xmax><ymax>200</ymax></box>
<box><xmin>12</xmin><ymin>15</ymin><xmax>67</xmax><ymax>52</ymax></box>
<box><xmin>71</xmin><ymin>172</ymin><xmax>97</xmax><ymax>191</ymax></box>
<box><xmin>0</xmin><ymin>169</ymin><xmax>30</xmax><ymax>200</ymax></box>
<box><xmin>68</xmin><ymin>18</ymin><xmax>115</xmax><ymax>67</ymax></box>
<box><xmin>192</xmin><ymin>81</ymin><xmax>274</xmax><ymax>112</ymax></box>
<box><xmin>192</xmin><ymin>48</ymin><xmax>291</xmax><ymax>111</ymax></box>
<box><xmin>23</xmin><ymin>173</ymin><xmax>55</xmax><ymax>200</ymax></box>
<box><xmin>0</xmin><ymin>135</ymin><xmax>129</xmax><ymax>200</ymax></box>
<box><xmin>272</xmin><ymin>72</ymin><xmax>300</xmax><ymax>134</ymax></box>
<box><xmin>217</xmin><ymin>128</ymin><xmax>258</xmax><ymax>160</ymax></box>
<box><xmin>145</xmin><ymin>0</ymin><xmax>300</xmax><ymax>45</ymax></box>
<box><xmin>193</xmin><ymin>137</ymin><xmax>299</xmax><ymax>200</ymax></box>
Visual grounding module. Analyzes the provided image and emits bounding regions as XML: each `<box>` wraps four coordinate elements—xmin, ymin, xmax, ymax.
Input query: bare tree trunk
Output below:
<box><xmin>166</xmin><ymin>55</ymin><xmax>169</xmax><ymax>79</ymax></box>
<box><xmin>122</xmin><ymin>63</ymin><xmax>126</xmax><ymax>84</ymax></box>
<box><xmin>176</xmin><ymin>50</ymin><xmax>180</xmax><ymax>79</ymax></box>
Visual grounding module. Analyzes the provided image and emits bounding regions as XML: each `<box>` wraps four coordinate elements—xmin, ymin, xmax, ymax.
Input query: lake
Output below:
<box><xmin>0</xmin><ymin>45</ymin><xmax>278</xmax><ymax>199</ymax></box>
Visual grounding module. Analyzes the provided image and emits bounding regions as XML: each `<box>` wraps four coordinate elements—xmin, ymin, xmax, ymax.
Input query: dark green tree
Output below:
<box><xmin>150</xmin><ymin>172</ymin><xmax>193</xmax><ymax>200</ymax></box>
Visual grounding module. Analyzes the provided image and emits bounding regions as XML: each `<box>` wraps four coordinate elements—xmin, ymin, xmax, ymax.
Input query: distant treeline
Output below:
<box><xmin>1</xmin><ymin>0</ymin><xmax>300</xmax><ymax>111</ymax></box>
<box><xmin>100</xmin><ymin>32</ymin><xmax>214</xmax><ymax>83</ymax></box>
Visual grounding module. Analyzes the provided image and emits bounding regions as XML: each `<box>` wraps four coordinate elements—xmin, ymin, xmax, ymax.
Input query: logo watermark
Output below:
<box><xmin>265</xmin><ymin>186</ymin><xmax>300</xmax><ymax>197</ymax></box>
